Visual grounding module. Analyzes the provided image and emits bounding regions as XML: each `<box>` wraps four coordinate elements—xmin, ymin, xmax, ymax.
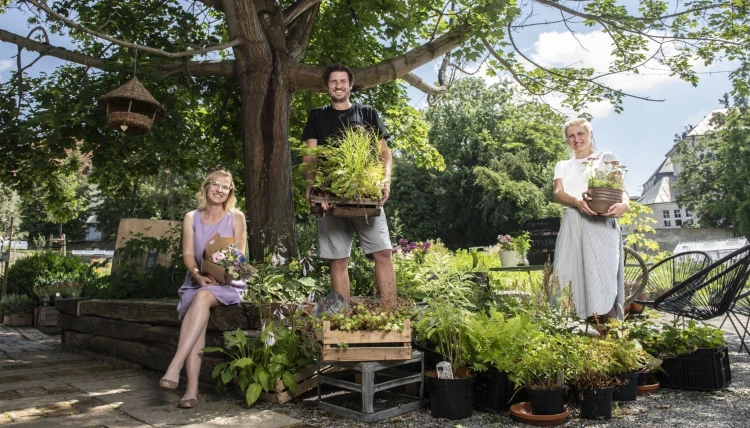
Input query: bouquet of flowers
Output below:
<box><xmin>209</xmin><ymin>244</ymin><xmax>258</xmax><ymax>281</ymax></box>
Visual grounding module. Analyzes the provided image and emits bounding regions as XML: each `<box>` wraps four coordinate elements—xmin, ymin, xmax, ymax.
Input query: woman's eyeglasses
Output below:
<box><xmin>208</xmin><ymin>181</ymin><xmax>232</xmax><ymax>192</ymax></box>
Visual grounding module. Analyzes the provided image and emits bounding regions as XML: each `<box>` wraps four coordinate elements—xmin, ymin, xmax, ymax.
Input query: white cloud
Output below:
<box><xmin>529</xmin><ymin>30</ymin><xmax>680</xmax><ymax>93</ymax></box>
<box><xmin>0</xmin><ymin>59</ymin><xmax>12</xmax><ymax>80</ymax></box>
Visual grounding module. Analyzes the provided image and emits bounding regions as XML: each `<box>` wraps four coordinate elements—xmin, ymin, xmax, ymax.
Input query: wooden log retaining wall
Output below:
<box><xmin>55</xmin><ymin>298</ymin><xmax>274</xmax><ymax>384</ymax></box>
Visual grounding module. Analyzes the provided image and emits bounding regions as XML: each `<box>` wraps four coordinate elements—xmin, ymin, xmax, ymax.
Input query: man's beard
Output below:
<box><xmin>329</xmin><ymin>91</ymin><xmax>349</xmax><ymax>103</ymax></box>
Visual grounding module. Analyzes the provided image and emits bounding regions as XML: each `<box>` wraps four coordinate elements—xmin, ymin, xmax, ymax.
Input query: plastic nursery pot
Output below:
<box><xmin>525</xmin><ymin>387</ymin><xmax>566</xmax><ymax>415</ymax></box>
<box><xmin>638</xmin><ymin>371</ymin><xmax>654</xmax><ymax>386</ymax></box>
<box><xmin>612</xmin><ymin>372</ymin><xmax>639</xmax><ymax>402</ymax></box>
<box><xmin>580</xmin><ymin>386</ymin><xmax>614</xmax><ymax>419</ymax></box>
<box><xmin>425</xmin><ymin>374</ymin><xmax>477</xmax><ymax>420</ymax></box>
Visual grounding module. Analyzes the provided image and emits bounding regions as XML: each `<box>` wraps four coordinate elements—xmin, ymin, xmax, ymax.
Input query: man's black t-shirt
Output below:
<box><xmin>301</xmin><ymin>103</ymin><xmax>389</xmax><ymax>146</ymax></box>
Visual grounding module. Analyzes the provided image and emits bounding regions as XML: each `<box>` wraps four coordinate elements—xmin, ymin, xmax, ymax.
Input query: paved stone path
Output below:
<box><xmin>0</xmin><ymin>325</ymin><xmax>303</xmax><ymax>427</ymax></box>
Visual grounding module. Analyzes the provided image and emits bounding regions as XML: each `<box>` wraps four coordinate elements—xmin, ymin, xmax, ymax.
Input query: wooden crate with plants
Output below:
<box><xmin>309</xmin><ymin>298</ymin><xmax>414</xmax><ymax>362</ymax></box>
<box><xmin>303</xmin><ymin>127</ymin><xmax>386</xmax><ymax>217</ymax></box>
<box><xmin>1</xmin><ymin>294</ymin><xmax>37</xmax><ymax>327</ymax></box>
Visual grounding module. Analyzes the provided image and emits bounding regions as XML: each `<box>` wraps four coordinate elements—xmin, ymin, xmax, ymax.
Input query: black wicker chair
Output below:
<box><xmin>722</xmin><ymin>289</ymin><xmax>750</xmax><ymax>355</ymax></box>
<box><xmin>653</xmin><ymin>246</ymin><xmax>750</xmax><ymax>322</ymax></box>
<box><xmin>623</xmin><ymin>247</ymin><xmax>649</xmax><ymax>312</ymax></box>
<box><xmin>633</xmin><ymin>251</ymin><xmax>712</xmax><ymax>309</ymax></box>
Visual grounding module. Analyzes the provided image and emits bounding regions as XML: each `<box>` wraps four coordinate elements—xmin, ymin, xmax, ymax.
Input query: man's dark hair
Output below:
<box><xmin>323</xmin><ymin>63</ymin><xmax>353</xmax><ymax>86</ymax></box>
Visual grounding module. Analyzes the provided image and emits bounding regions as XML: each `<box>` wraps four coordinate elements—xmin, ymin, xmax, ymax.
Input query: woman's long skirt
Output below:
<box><xmin>553</xmin><ymin>208</ymin><xmax>625</xmax><ymax>320</ymax></box>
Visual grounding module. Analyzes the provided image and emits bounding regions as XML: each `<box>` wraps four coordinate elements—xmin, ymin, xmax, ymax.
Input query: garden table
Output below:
<box><xmin>488</xmin><ymin>265</ymin><xmax>545</xmax><ymax>289</ymax></box>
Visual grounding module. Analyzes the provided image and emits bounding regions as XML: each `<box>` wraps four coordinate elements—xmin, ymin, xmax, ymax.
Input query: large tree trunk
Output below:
<box><xmin>226</xmin><ymin>0</ymin><xmax>297</xmax><ymax>260</ymax></box>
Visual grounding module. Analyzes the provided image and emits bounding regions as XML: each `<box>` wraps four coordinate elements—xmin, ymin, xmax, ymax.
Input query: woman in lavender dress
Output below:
<box><xmin>158</xmin><ymin>170</ymin><xmax>247</xmax><ymax>408</ymax></box>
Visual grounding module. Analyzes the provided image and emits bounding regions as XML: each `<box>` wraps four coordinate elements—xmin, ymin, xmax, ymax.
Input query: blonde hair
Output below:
<box><xmin>562</xmin><ymin>117</ymin><xmax>597</xmax><ymax>158</ymax></box>
<box><xmin>195</xmin><ymin>170</ymin><xmax>237</xmax><ymax>212</ymax></box>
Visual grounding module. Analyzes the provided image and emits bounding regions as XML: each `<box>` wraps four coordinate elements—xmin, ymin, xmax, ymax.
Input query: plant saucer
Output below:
<box><xmin>510</xmin><ymin>402</ymin><xmax>568</xmax><ymax>427</ymax></box>
<box><xmin>637</xmin><ymin>382</ymin><xmax>660</xmax><ymax>396</ymax></box>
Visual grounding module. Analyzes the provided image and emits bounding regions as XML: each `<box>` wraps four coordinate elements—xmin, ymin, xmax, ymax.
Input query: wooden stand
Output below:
<box><xmin>317</xmin><ymin>350</ymin><xmax>424</xmax><ymax>422</ymax></box>
<box><xmin>317</xmin><ymin>319</ymin><xmax>412</xmax><ymax>362</ymax></box>
<box><xmin>310</xmin><ymin>195</ymin><xmax>381</xmax><ymax>217</ymax></box>
<box><xmin>34</xmin><ymin>306</ymin><xmax>60</xmax><ymax>334</ymax></box>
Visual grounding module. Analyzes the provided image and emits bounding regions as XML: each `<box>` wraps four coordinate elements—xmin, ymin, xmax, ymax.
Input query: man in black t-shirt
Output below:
<box><xmin>302</xmin><ymin>63</ymin><xmax>396</xmax><ymax>305</ymax></box>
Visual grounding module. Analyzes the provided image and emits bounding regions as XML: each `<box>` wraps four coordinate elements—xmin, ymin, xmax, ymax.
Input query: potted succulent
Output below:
<box><xmin>1</xmin><ymin>294</ymin><xmax>37</xmax><ymax>327</ymax></box>
<box><xmin>417</xmin><ymin>302</ymin><xmax>477</xmax><ymax>420</ymax></box>
<box><xmin>507</xmin><ymin>333</ymin><xmax>573</xmax><ymax>416</ymax></box>
<box><xmin>582</xmin><ymin>159</ymin><xmax>627</xmax><ymax>215</ymax></box>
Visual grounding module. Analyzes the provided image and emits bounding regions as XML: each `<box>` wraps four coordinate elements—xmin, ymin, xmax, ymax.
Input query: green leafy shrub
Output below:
<box><xmin>6</xmin><ymin>251</ymin><xmax>96</xmax><ymax>297</ymax></box>
<box><xmin>84</xmin><ymin>231</ymin><xmax>184</xmax><ymax>299</ymax></box>
<box><xmin>467</xmin><ymin>311</ymin><xmax>539</xmax><ymax>374</ymax></box>
<box><xmin>0</xmin><ymin>294</ymin><xmax>37</xmax><ymax>314</ymax></box>
<box><xmin>205</xmin><ymin>324</ymin><xmax>317</xmax><ymax>406</ymax></box>
<box><xmin>627</xmin><ymin>318</ymin><xmax>725</xmax><ymax>357</ymax></box>
<box><xmin>508</xmin><ymin>332</ymin><xmax>575</xmax><ymax>390</ymax></box>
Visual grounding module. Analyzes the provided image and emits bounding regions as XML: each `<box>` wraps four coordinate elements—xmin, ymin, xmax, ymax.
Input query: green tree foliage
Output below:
<box><xmin>675</xmin><ymin>96</ymin><xmax>750</xmax><ymax>238</ymax></box>
<box><xmin>619</xmin><ymin>201</ymin><xmax>665</xmax><ymax>261</ymax></box>
<box><xmin>389</xmin><ymin>78</ymin><xmax>567</xmax><ymax>247</ymax></box>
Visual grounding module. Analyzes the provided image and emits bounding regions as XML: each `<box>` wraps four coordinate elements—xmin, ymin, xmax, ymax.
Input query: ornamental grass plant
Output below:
<box><xmin>305</xmin><ymin>126</ymin><xmax>385</xmax><ymax>199</ymax></box>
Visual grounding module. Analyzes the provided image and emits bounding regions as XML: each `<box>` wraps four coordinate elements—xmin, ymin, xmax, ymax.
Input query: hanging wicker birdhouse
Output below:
<box><xmin>99</xmin><ymin>77</ymin><xmax>165</xmax><ymax>135</ymax></box>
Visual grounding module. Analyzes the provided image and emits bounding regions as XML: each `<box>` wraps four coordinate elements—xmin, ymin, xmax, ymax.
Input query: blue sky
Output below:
<box><xmin>0</xmin><ymin>2</ymin><xmax>735</xmax><ymax>196</ymax></box>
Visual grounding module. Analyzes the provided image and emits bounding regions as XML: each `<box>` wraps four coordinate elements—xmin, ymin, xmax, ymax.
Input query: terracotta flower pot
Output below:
<box><xmin>583</xmin><ymin>187</ymin><xmax>624</xmax><ymax>215</ymax></box>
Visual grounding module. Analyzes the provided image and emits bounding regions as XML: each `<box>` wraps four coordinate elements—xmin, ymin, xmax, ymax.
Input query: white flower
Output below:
<box><xmin>265</xmin><ymin>332</ymin><xmax>276</xmax><ymax>348</ymax></box>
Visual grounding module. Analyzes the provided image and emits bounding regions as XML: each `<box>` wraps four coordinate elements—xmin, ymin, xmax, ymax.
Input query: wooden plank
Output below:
<box><xmin>321</xmin><ymin>346</ymin><xmax>412</xmax><ymax>362</ymax></box>
<box><xmin>310</xmin><ymin>195</ymin><xmax>382</xmax><ymax>206</ymax></box>
<box><xmin>54</xmin><ymin>297</ymin><xmax>88</xmax><ymax>316</ymax></box>
<box><xmin>320</xmin><ymin>319</ymin><xmax>410</xmax><ymax>344</ymax></box>
<box><xmin>76</xmin><ymin>299</ymin><xmax>250</xmax><ymax>331</ymax></box>
<box><xmin>310</xmin><ymin>206</ymin><xmax>381</xmax><ymax>217</ymax></box>
<box><xmin>269</xmin><ymin>364</ymin><xmax>318</xmax><ymax>392</ymax></box>
<box><xmin>322</xmin><ymin>329</ymin><xmax>410</xmax><ymax>344</ymax></box>
<box><xmin>63</xmin><ymin>330</ymin><xmax>222</xmax><ymax>385</ymax></box>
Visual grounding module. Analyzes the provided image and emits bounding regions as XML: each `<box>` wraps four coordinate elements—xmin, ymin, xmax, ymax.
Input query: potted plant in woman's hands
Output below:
<box><xmin>507</xmin><ymin>333</ymin><xmax>573</xmax><ymax>416</ymax></box>
<box><xmin>582</xmin><ymin>159</ymin><xmax>627</xmax><ymax>215</ymax></box>
<box><xmin>417</xmin><ymin>303</ymin><xmax>477</xmax><ymax>420</ymax></box>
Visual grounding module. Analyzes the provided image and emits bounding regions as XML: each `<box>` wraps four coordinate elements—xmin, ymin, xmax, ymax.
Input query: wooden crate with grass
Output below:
<box><xmin>309</xmin><ymin>194</ymin><xmax>381</xmax><ymax>218</ymax></box>
<box><xmin>316</xmin><ymin>319</ymin><xmax>412</xmax><ymax>362</ymax></box>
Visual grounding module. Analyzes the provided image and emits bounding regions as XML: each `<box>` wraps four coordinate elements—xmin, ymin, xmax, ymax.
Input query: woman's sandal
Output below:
<box><xmin>178</xmin><ymin>398</ymin><xmax>198</xmax><ymax>409</ymax></box>
<box><xmin>159</xmin><ymin>378</ymin><xmax>178</xmax><ymax>390</ymax></box>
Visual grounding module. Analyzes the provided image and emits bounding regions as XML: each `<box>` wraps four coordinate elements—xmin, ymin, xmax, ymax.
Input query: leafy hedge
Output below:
<box><xmin>6</xmin><ymin>251</ymin><xmax>96</xmax><ymax>297</ymax></box>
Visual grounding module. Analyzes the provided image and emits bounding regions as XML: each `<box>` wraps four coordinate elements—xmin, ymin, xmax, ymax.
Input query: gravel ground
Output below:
<box><xmin>244</xmin><ymin>314</ymin><xmax>750</xmax><ymax>428</ymax></box>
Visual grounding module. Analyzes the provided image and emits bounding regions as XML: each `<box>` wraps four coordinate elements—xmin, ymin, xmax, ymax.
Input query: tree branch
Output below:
<box><xmin>285</xmin><ymin>2</ymin><xmax>319</xmax><ymax>61</ymax></box>
<box><xmin>292</xmin><ymin>22</ymin><xmax>471</xmax><ymax>91</ymax></box>
<box><xmin>401</xmin><ymin>72</ymin><xmax>447</xmax><ymax>96</ymax></box>
<box><xmin>534</xmin><ymin>0</ymin><xmax>729</xmax><ymax>23</ymax></box>
<box><xmin>27</xmin><ymin>0</ymin><xmax>241</xmax><ymax>58</ymax></box>
<box><xmin>0</xmin><ymin>28</ymin><xmax>235</xmax><ymax>77</ymax></box>
<box><xmin>282</xmin><ymin>0</ymin><xmax>322</xmax><ymax>25</ymax></box>
<box><xmin>506</xmin><ymin>23</ymin><xmax>664</xmax><ymax>102</ymax></box>
<box><xmin>482</xmin><ymin>38</ymin><xmax>548</xmax><ymax>96</ymax></box>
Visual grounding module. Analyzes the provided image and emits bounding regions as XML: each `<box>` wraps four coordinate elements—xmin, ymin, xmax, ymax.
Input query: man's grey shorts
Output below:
<box><xmin>318</xmin><ymin>210</ymin><xmax>392</xmax><ymax>259</ymax></box>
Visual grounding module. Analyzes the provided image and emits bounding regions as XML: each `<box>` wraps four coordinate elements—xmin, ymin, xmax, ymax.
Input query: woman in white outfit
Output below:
<box><xmin>552</xmin><ymin>118</ymin><xmax>630</xmax><ymax>321</ymax></box>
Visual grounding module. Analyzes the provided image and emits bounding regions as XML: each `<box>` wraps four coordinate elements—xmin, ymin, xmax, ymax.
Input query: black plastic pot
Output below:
<box><xmin>613</xmin><ymin>372</ymin><xmax>639</xmax><ymax>401</ymax></box>
<box><xmin>525</xmin><ymin>387</ymin><xmax>566</xmax><ymax>415</ymax></box>
<box><xmin>425</xmin><ymin>375</ymin><xmax>477</xmax><ymax>420</ymax></box>
<box><xmin>638</xmin><ymin>371</ymin><xmax>653</xmax><ymax>386</ymax></box>
<box><xmin>580</xmin><ymin>386</ymin><xmax>614</xmax><ymax>419</ymax></box>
